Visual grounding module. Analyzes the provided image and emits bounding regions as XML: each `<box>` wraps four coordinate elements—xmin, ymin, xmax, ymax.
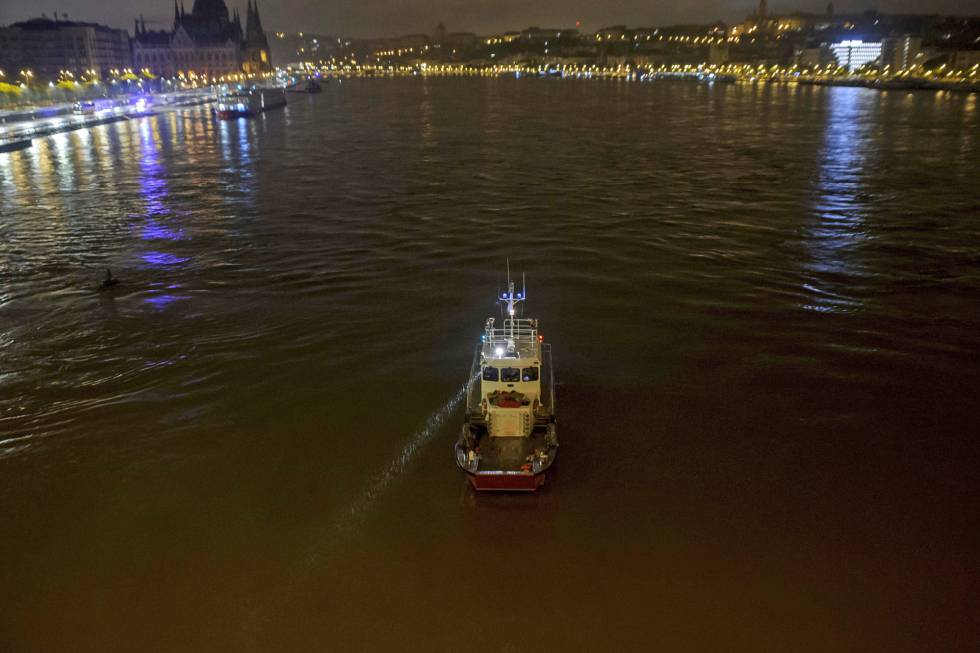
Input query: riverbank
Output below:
<box><xmin>288</xmin><ymin>62</ymin><xmax>980</xmax><ymax>93</ymax></box>
<box><xmin>0</xmin><ymin>90</ymin><xmax>215</xmax><ymax>150</ymax></box>
<box><xmin>3</xmin><ymin>65</ymin><xmax>975</xmax><ymax>152</ymax></box>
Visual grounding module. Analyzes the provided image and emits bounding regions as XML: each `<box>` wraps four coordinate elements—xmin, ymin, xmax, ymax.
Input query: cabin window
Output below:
<box><xmin>522</xmin><ymin>367</ymin><xmax>539</xmax><ymax>382</ymax></box>
<box><xmin>482</xmin><ymin>366</ymin><xmax>499</xmax><ymax>382</ymax></box>
<box><xmin>501</xmin><ymin>367</ymin><xmax>521</xmax><ymax>382</ymax></box>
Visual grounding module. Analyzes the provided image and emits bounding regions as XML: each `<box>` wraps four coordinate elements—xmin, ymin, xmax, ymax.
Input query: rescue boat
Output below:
<box><xmin>455</xmin><ymin>268</ymin><xmax>558</xmax><ymax>491</ymax></box>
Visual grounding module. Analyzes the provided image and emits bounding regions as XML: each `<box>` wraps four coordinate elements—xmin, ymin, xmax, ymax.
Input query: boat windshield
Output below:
<box><xmin>522</xmin><ymin>367</ymin><xmax>539</xmax><ymax>381</ymax></box>
<box><xmin>482</xmin><ymin>366</ymin><xmax>499</xmax><ymax>381</ymax></box>
<box><xmin>501</xmin><ymin>367</ymin><xmax>521</xmax><ymax>382</ymax></box>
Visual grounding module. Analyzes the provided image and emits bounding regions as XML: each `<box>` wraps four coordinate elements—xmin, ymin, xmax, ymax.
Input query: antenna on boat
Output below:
<box><xmin>499</xmin><ymin>259</ymin><xmax>526</xmax><ymax>341</ymax></box>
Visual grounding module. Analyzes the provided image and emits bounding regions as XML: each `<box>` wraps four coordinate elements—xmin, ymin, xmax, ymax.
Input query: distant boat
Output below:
<box><xmin>215</xmin><ymin>87</ymin><xmax>287</xmax><ymax>119</ymax></box>
<box><xmin>287</xmin><ymin>78</ymin><xmax>323</xmax><ymax>94</ymax></box>
<box><xmin>455</xmin><ymin>266</ymin><xmax>558</xmax><ymax>491</ymax></box>
<box><xmin>0</xmin><ymin>138</ymin><xmax>32</xmax><ymax>153</ymax></box>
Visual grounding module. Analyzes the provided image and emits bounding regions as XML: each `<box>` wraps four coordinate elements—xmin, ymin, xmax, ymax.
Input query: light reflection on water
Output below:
<box><xmin>0</xmin><ymin>81</ymin><xmax>978</xmax><ymax>651</ymax></box>
<box><xmin>802</xmin><ymin>86</ymin><xmax>876</xmax><ymax>314</ymax></box>
<box><xmin>144</xmin><ymin>292</ymin><xmax>191</xmax><ymax>309</ymax></box>
<box><xmin>138</xmin><ymin>119</ymin><xmax>170</xmax><ymax>218</ymax></box>
<box><xmin>218</xmin><ymin>118</ymin><xmax>254</xmax><ymax>167</ymax></box>
<box><xmin>140</xmin><ymin>222</ymin><xmax>186</xmax><ymax>241</ymax></box>
<box><xmin>140</xmin><ymin>251</ymin><xmax>190</xmax><ymax>266</ymax></box>
<box><xmin>136</xmin><ymin>117</ymin><xmax>191</xmax><ymax>311</ymax></box>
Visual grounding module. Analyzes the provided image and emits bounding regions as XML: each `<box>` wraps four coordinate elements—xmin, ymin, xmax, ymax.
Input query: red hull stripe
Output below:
<box><xmin>469</xmin><ymin>473</ymin><xmax>546</xmax><ymax>491</ymax></box>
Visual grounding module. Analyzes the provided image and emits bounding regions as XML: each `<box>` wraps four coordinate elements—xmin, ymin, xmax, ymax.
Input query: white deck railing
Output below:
<box><xmin>482</xmin><ymin>318</ymin><xmax>539</xmax><ymax>359</ymax></box>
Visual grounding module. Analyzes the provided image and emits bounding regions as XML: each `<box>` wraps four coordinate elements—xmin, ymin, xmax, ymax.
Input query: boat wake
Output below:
<box><xmin>241</xmin><ymin>380</ymin><xmax>473</xmax><ymax>640</ymax></box>
<box><xmin>292</xmin><ymin>381</ymin><xmax>468</xmax><ymax>566</ymax></box>
<box><xmin>330</xmin><ymin>376</ymin><xmax>472</xmax><ymax>536</ymax></box>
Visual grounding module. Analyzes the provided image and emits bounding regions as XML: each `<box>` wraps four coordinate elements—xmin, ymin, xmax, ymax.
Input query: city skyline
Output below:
<box><xmin>2</xmin><ymin>0</ymin><xmax>980</xmax><ymax>38</ymax></box>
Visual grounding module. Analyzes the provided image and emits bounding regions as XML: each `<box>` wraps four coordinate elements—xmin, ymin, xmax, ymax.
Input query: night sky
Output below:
<box><xmin>1</xmin><ymin>0</ymin><xmax>979</xmax><ymax>38</ymax></box>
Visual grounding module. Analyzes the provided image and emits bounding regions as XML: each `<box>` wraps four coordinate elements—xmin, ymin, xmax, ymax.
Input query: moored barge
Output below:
<box><xmin>216</xmin><ymin>87</ymin><xmax>287</xmax><ymax>119</ymax></box>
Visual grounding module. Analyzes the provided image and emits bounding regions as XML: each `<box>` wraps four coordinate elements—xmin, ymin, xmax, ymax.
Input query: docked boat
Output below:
<box><xmin>455</xmin><ymin>270</ymin><xmax>558</xmax><ymax>491</ymax></box>
<box><xmin>0</xmin><ymin>138</ymin><xmax>32</xmax><ymax>154</ymax></box>
<box><xmin>288</xmin><ymin>78</ymin><xmax>323</xmax><ymax>94</ymax></box>
<box><xmin>215</xmin><ymin>87</ymin><xmax>287</xmax><ymax>119</ymax></box>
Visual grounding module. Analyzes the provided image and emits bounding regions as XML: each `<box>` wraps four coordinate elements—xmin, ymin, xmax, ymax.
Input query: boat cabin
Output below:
<box><xmin>479</xmin><ymin>316</ymin><xmax>546</xmax><ymax>437</ymax></box>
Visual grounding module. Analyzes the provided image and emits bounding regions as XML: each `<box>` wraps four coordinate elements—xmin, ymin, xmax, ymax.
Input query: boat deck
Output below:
<box><xmin>476</xmin><ymin>430</ymin><xmax>550</xmax><ymax>471</ymax></box>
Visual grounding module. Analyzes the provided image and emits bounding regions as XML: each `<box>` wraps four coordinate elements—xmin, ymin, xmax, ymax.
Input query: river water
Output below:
<box><xmin>1</xmin><ymin>78</ymin><xmax>978</xmax><ymax>651</ymax></box>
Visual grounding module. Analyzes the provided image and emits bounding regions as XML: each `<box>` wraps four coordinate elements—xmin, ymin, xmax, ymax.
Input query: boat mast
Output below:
<box><xmin>501</xmin><ymin>259</ymin><xmax>526</xmax><ymax>342</ymax></box>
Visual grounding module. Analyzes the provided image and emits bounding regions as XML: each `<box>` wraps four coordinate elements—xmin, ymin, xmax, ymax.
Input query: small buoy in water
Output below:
<box><xmin>100</xmin><ymin>268</ymin><xmax>119</xmax><ymax>290</ymax></box>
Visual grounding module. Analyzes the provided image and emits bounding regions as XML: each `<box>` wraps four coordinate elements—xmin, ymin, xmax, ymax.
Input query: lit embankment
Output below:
<box><xmin>280</xmin><ymin>61</ymin><xmax>980</xmax><ymax>92</ymax></box>
<box><xmin>0</xmin><ymin>92</ymin><xmax>214</xmax><ymax>148</ymax></box>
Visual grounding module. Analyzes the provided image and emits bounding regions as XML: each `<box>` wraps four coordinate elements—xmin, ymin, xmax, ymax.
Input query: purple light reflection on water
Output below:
<box><xmin>138</xmin><ymin>121</ymin><xmax>170</xmax><ymax>217</ymax></box>
<box><xmin>140</xmin><ymin>221</ymin><xmax>186</xmax><ymax>241</ymax></box>
<box><xmin>142</xmin><ymin>194</ymin><xmax>168</xmax><ymax>217</ymax></box>
<box><xmin>143</xmin><ymin>294</ymin><xmax>190</xmax><ymax>309</ymax></box>
<box><xmin>141</xmin><ymin>251</ymin><xmax>189</xmax><ymax>267</ymax></box>
<box><xmin>137</xmin><ymin>125</ymin><xmax>192</xmax><ymax>302</ymax></box>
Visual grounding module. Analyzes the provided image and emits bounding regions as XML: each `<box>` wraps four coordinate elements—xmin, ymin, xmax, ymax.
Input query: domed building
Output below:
<box><xmin>132</xmin><ymin>0</ymin><xmax>271</xmax><ymax>79</ymax></box>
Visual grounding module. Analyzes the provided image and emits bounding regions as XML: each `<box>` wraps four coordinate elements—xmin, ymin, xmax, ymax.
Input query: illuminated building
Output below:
<box><xmin>132</xmin><ymin>0</ymin><xmax>271</xmax><ymax>78</ymax></box>
<box><xmin>0</xmin><ymin>17</ymin><xmax>132</xmax><ymax>81</ymax></box>
<box><xmin>953</xmin><ymin>50</ymin><xmax>980</xmax><ymax>70</ymax></box>
<box><xmin>830</xmin><ymin>40</ymin><xmax>882</xmax><ymax>71</ymax></box>
<box><xmin>882</xmin><ymin>35</ymin><xmax>921</xmax><ymax>70</ymax></box>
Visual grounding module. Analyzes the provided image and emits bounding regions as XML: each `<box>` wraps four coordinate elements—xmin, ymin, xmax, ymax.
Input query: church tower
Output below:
<box><xmin>242</xmin><ymin>0</ymin><xmax>271</xmax><ymax>74</ymax></box>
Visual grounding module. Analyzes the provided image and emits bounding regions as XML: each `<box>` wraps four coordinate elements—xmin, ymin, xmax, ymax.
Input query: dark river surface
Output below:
<box><xmin>1</xmin><ymin>78</ymin><xmax>978</xmax><ymax>651</ymax></box>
